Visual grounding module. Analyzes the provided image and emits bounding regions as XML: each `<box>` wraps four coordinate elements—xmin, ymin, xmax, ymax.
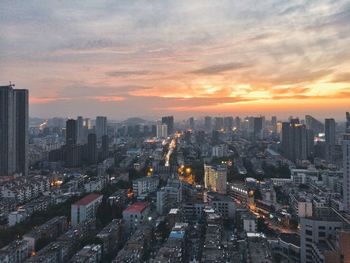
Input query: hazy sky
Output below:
<box><xmin>1</xmin><ymin>0</ymin><xmax>350</xmax><ymax>120</ymax></box>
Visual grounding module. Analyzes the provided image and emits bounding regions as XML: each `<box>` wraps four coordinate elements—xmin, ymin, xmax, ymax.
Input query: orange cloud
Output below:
<box><xmin>29</xmin><ymin>97</ymin><xmax>71</xmax><ymax>104</ymax></box>
<box><xmin>89</xmin><ymin>96</ymin><xmax>125</xmax><ymax>102</ymax></box>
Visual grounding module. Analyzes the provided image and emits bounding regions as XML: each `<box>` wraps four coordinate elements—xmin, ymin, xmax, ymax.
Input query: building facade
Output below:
<box><xmin>0</xmin><ymin>85</ymin><xmax>28</xmax><ymax>176</ymax></box>
<box><xmin>71</xmin><ymin>193</ymin><xmax>103</xmax><ymax>226</ymax></box>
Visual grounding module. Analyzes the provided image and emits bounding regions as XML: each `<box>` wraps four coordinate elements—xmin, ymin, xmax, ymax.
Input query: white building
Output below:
<box><xmin>242</xmin><ymin>213</ymin><xmax>257</xmax><ymax>233</ymax></box>
<box><xmin>71</xmin><ymin>193</ymin><xmax>103</xmax><ymax>226</ymax></box>
<box><xmin>122</xmin><ymin>202</ymin><xmax>150</xmax><ymax>233</ymax></box>
<box><xmin>156</xmin><ymin>124</ymin><xmax>168</xmax><ymax>139</ymax></box>
<box><xmin>343</xmin><ymin>134</ymin><xmax>350</xmax><ymax>212</ymax></box>
<box><xmin>212</xmin><ymin>144</ymin><xmax>228</xmax><ymax>158</ymax></box>
<box><xmin>157</xmin><ymin>178</ymin><xmax>182</xmax><ymax>215</ymax></box>
<box><xmin>8</xmin><ymin>209</ymin><xmax>27</xmax><ymax>226</ymax></box>
<box><xmin>84</xmin><ymin>177</ymin><xmax>106</xmax><ymax>193</ymax></box>
<box><xmin>300</xmin><ymin>210</ymin><xmax>343</xmax><ymax>263</ymax></box>
<box><xmin>207</xmin><ymin>192</ymin><xmax>236</xmax><ymax>219</ymax></box>
<box><xmin>298</xmin><ymin>200</ymin><xmax>313</xmax><ymax>218</ymax></box>
<box><xmin>132</xmin><ymin>176</ymin><xmax>159</xmax><ymax>199</ymax></box>
<box><xmin>204</xmin><ymin>165</ymin><xmax>227</xmax><ymax>194</ymax></box>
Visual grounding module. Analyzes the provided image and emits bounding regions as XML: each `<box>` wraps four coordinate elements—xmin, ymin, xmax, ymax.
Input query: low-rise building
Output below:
<box><xmin>69</xmin><ymin>244</ymin><xmax>102</xmax><ymax>263</ymax></box>
<box><xmin>132</xmin><ymin>176</ymin><xmax>159</xmax><ymax>199</ymax></box>
<box><xmin>122</xmin><ymin>202</ymin><xmax>150</xmax><ymax>233</ymax></box>
<box><xmin>270</xmin><ymin>233</ymin><xmax>300</xmax><ymax>263</ymax></box>
<box><xmin>112</xmin><ymin>224</ymin><xmax>153</xmax><ymax>263</ymax></box>
<box><xmin>26</xmin><ymin>219</ymin><xmax>96</xmax><ymax>263</ymax></box>
<box><xmin>23</xmin><ymin>216</ymin><xmax>68</xmax><ymax>252</ymax></box>
<box><xmin>71</xmin><ymin>193</ymin><xmax>102</xmax><ymax>226</ymax></box>
<box><xmin>96</xmin><ymin>219</ymin><xmax>122</xmax><ymax>255</ymax></box>
<box><xmin>156</xmin><ymin>178</ymin><xmax>182</xmax><ymax>215</ymax></box>
<box><xmin>8</xmin><ymin>209</ymin><xmax>27</xmax><ymax>226</ymax></box>
<box><xmin>0</xmin><ymin>240</ymin><xmax>29</xmax><ymax>263</ymax></box>
<box><xmin>300</xmin><ymin>208</ymin><xmax>343</xmax><ymax>263</ymax></box>
<box><xmin>206</xmin><ymin>191</ymin><xmax>236</xmax><ymax>220</ymax></box>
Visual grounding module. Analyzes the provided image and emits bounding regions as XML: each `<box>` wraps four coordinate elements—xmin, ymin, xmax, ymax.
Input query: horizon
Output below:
<box><xmin>1</xmin><ymin>1</ymin><xmax>350</xmax><ymax>119</ymax></box>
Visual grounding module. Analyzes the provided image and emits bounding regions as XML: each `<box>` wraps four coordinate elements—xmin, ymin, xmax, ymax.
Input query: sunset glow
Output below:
<box><xmin>1</xmin><ymin>0</ymin><xmax>350</xmax><ymax>119</ymax></box>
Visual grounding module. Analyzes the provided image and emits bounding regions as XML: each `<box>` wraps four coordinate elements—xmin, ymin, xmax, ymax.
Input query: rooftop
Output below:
<box><xmin>124</xmin><ymin>201</ymin><xmax>149</xmax><ymax>213</ymax></box>
<box><xmin>279</xmin><ymin>233</ymin><xmax>300</xmax><ymax>247</ymax></box>
<box><xmin>74</xmin><ymin>193</ymin><xmax>102</xmax><ymax>206</ymax></box>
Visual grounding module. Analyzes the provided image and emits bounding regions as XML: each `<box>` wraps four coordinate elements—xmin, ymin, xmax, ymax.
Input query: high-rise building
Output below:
<box><xmin>76</xmin><ymin>116</ymin><xmax>84</xmax><ymax>144</ymax></box>
<box><xmin>84</xmin><ymin>118</ymin><xmax>91</xmax><ymax>129</ymax></box>
<box><xmin>271</xmin><ymin>116</ymin><xmax>277</xmax><ymax>133</ymax></box>
<box><xmin>346</xmin><ymin>112</ymin><xmax>350</xmax><ymax>133</ymax></box>
<box><xmin>281</xmin><ymin>121</ymin><xmax>313</xmax><ymax>162</ymax></box>
<box><xmin>204</xmin><ymin>116</ymin><xmax>212</xmax><ymax>131</ymax></box>
<box><xmin>235</xmin><ymin>116</ymin><xmax>241</xmax><ymax>130</ymax></box>
<box><xmin>161</xmin><ymin>116</ymin><xmax>174</xmax><ymax>134</ymax></box>
<box><xmin>95</xmin><ymin>116</ymin><xmax>107</xmax><ymax>141</ymax></box>
<box><xmin>214</xmin><ymin>117</ymin><xmax>224</xmax><ymax>130</ymax></box>
<box><xmin>101</xmin><ymin>135</ymin><xmax>109</xmax><ymax>160</ymax></box>
<box><xmin>253</xmin><ymin>117</ymin><xmax>263</xmax><ymax>139</ymax></box>
<box><xmin>305</xmin><ymin>115</ymin><xmax>324</xmax><ymax>134</ymax></box>
<box><xmin>0</xmin><ymin>85</ymin><xmax>28</xmax><ymax>176</ymax></box>
<box><xmin>343</xmin><ymin>133</ymin><xmax>350</xmax><ymax>212</ymax></box>
<box><xmin>156</xmin><ymin>124</ymin><xmax>168</xmax><ymax>139</ymax></box>
<box><xmin>325</xmin><ymin>119</ymin><xmax>336</xmax><ymax>145</ymax></box>
<box><xmin>87</xmin><ymin>133</ymin><xmax>97</xmax><ymax>164</ymax></box>
<box><xmin>204</xmin><ymin>164</ymin><xmax>227</xmax><ymax>194</ymax></box>
<box><xmin>14</xmin><ymin>89</ymin><xmax>29</xmax><ymax>176</ymax></box>
<box><xmin>66</xmin><ymin>119</ymin><xmax>77</xmax><ymax>146</ymax></box>
<box><xmin>325</xmin><ymin>118</ymin><xmax>336</xmax><ymax>162</ymax></box>
<box><xmin>188</xmin><ymin>117</ymin><xmax>195</xmax><ymax>130</ymax></box>
<box><xmin>223</xmin><ymin>116</ymin><xmax>233</xmax><ymax>131</ymax></box>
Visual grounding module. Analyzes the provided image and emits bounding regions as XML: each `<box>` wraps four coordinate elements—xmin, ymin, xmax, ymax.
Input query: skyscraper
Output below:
<box><xmin>305</xmin><ymin>115</ymin><xmax>324</xmax><ymax>134</ymax></box>
<box><xmin>87</xmin><ymin>133</ymin><xmax>97</xmax><ymax>164</ymax></box>
<box><xmin>325</xmin><ymin>118</ymin><xmax>336</xmax><ymax>162</ymax></box>
<box><xmin>95</xmin><ymin>116</ymin><xmax>107</xmax><ymax>141</ymax></box>
<box><xmin>188</xmin><ymin>117</ymin><xmax>195</xmax><ymax>130</ymax></box>
<box><xmin>204</xmin><ymin>116</ymin><xmax>212</xmax><ymax>131</ymax></box>
<box><xmin>76</xmin><ymin>116</ymin><xmax>84</xmax><ymax>144</ymax></box>
<box><xmin>156</xmin><ymin>124</ymin><xmax>168</xmax><ymax>139</ymax></box>
<box><xmin>0</xmin><ymin>85</ymin><xmax>28</xmax><ymax>176</ymax></box>
<box><xmin>223</xmin><ymin>116</ymin><xmax>233</xmax><ymax>131</ymax></box>
<box><xmin>101</xmin><ymin>134</ymin><xmax>109</xmax><ymax>160</ymax></box>
<box><xmin>214</xmin><ymin>117</ymin><xmax>224</xmax><ymax>130</ymax></box>
<box><xmin>281</xmin><ymin>120</ymin><xmax>313</xmax><ymax>162</ymax></box>
<box><xmin>66</xmin><ymin>119</ymin><xmax>77</xmax><ymax>146</ymax></box>
<box><xmin>161</xmin><ymin>116</ymin><xmax>174</xmax><ymax>134</ymax></box>
<box><xmin>235</xmin><ymin>116</ymin><xmax>241</xmax><ymax>130</ymax></box>
<box><xmin>343</xmin><ymin>125</ymin><xmax>350</xmax><ymax>212</ymax></box>
<box><xmin>253</xmin><ymin>117</ymin><xmax>263</xmax><ymax>139</ymax></box>
<box><xmin>204</xmin><ymin>164</ymin><xmax>227</xmax><ymax>194</ymax></box>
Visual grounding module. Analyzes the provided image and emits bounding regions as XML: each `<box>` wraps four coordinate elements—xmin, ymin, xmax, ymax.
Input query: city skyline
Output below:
<box><xmin>1</xmin><ymin>0</ymin><xmax>350</xmax><ymax>119</ymax></box>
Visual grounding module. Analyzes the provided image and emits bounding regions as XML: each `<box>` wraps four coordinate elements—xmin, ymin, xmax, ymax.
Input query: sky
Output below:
<box><xmin>1</xmin><ymin>0</ymin><xmax>350</xmax><ymax>121</ymax></box>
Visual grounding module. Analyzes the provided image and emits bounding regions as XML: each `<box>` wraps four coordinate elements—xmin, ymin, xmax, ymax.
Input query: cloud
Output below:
<box><xmin>189</xmin><ymin>62</ymin><xmax>250</xmax><ymax>75</ymax></box>
<box><xmin>1</xmin><ymin>0</ymin><xmax>350</xmax><ymax>119</ymax></box>
<box><xmin>88</xmin><ymin>96</ymin><xmax>125</xmax><ymax>102</ymax></box>
<box><xmin>331</xmin><ymin>73</ymin><xmax>350</xmax><ymax>83</ymax></box>
<box><xmin>270</xmin><ymin>87</ymin><xmax>311</xmax><ymax>95</ymax></box>
<box><xmin>29</xmin><ymin>96</ymin><xmax>71</xmax><ymax>104</ymax></box>
<box><xmin>106</xmin><ymin>70</ymin><xmax>150</xmax><ymax>77</ymax></box>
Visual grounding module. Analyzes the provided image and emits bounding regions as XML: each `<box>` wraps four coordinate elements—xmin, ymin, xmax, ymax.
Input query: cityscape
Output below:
<box><xmin>1</xmin><ymin>1</ymin><xmax>350</xmax><ymax>263</ymax></box>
